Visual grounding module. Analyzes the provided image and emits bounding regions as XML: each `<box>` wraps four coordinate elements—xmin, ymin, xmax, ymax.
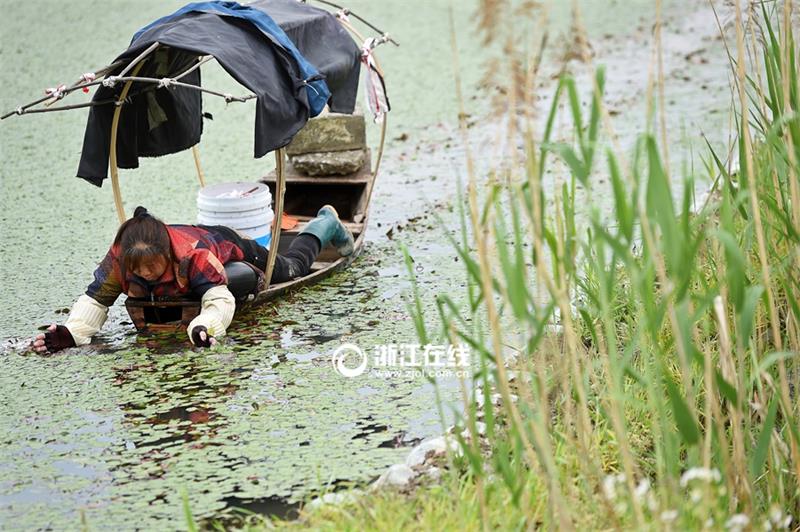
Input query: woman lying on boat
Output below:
<box><xmin>31</xmin><ymin>205</ymin><xmax>353</xmax><ymax>353</ymax></box>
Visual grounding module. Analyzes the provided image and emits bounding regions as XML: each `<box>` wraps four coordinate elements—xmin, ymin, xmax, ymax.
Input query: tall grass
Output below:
<box><xmin>426</xmin><ymin>2</ymin><xmax>799</xmax><ymax>529</ymax></box>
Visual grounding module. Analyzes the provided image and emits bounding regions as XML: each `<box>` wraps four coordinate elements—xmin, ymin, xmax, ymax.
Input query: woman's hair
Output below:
<box><xmin>114</xmin><ymin>206</ymin><xmax>172</xmax><ymax>276</ymax></box>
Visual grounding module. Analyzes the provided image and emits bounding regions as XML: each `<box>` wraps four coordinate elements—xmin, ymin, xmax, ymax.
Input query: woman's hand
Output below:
<box><xmin>31</xmin><ymin>324</ymin><xmax>76</xmax><ymax>354</ymax></box>
<box><xmin>190</xmin><ymin>325</ymin><xmax>217</xmax><ymax>348</ymax></box>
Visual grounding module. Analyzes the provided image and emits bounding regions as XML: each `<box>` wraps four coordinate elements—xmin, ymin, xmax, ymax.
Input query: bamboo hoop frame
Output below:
<box><xmin>263</xmin><ymin>148</ymin><xmax>286</xmax><ymax>285</ymax></box>
<box><xmin>192</xmin><ymin>145</ymin><xmax>206</xmax><ymax>188</ymax></box>
<box><xmin>6</xmin><ymin>13</ymin><xmax>392</xmax><ymax>258</ymax></box>
<box><xmin>107</xmin><ymin>44</ymin><xmax>214</xmax><ymax>222</ymax></box>
<box><xmin>117</xmin><ymin>42</ymin><xmax>161</xmax><ymax>78</ymax></box>
<box><xmin>365</xmin><ymin>114</ymin><xmax>388</xmax><ymax>209</ymax></box>
<box><xmin>309</xmin><ymin>0</ymin><xmax>399</xmax><ymax>47</ymax></box>
<box><xmin>109</xmin><ymin>61</ymin><xmax>149</xmax><ymax>224</ymax></box>
<box><xmin>335</xmin><ymin>17</ymin><xmax>389</xmax><ymax>207</ymax></box>
<box><xmin>108</xmin><ymin>43</ymin><xmax>161</xmax><ymax>223</ymax></box>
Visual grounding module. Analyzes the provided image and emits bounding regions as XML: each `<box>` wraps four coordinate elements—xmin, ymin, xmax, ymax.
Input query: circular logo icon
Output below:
<box><xmin>332</xmin><ymin>343</ymin><xmax>367</xmax><ymax>378</ymax></box>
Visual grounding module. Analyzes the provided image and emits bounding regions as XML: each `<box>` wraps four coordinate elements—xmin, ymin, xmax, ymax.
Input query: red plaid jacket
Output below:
<box><xmin>86</xmin><ymin>225</ymin><xmax>246</xmax><ymax>306</ymax></box>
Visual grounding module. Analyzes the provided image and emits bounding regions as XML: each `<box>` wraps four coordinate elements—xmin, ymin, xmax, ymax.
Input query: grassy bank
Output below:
<box><xmin>243</xmin><ymin>2</ymin><xmax>800</xmax><ymax>530</ymax></box>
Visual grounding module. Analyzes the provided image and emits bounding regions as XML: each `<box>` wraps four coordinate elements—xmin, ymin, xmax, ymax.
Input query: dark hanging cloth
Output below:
<box><xmin>77</xmin><ymin>0</ymin><xmax>361</xmax><ymax>186</ymax></box>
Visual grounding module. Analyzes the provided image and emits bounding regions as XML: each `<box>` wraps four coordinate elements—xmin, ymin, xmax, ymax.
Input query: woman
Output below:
<box><xmin>31</xmin><ymin>205</ymin><xmax>354</xmax><ymax>353</ymax></box>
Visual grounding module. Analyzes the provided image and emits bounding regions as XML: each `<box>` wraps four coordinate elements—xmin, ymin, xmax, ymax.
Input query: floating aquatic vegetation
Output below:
<box><xmin>0</xmin><ymin>235</ymin><xmax>467</xmax><ymax>529</ymax></box>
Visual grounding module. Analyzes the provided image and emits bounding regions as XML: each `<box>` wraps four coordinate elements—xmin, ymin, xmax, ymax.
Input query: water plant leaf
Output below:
<box><xmin>183</xmin><ymin>488</ymin><xmax>198</xmax><ymax>532</ymax></box>
<box><xmin>536</xmin><ymin>76</ymin><xmax>565</xmax><ymax>180</ymax></box>
<box><xmin>493</xmin><ymin>194</ymin><xmax>530</xmax><ymax>321</ymax></box>
<box><xmin>756</xmin><ymin>351</ymin><xmax>798</xmax><ymax>378</ymax></box>
<box><xmin>585</xmin><ymin>67</ymin><xmax>605</xmax><ymax>170</ymax></box>
<box><xmin>565</xmin><ymin>76</ymin><xmax>584</xmax><ymax>136</ymax></box>
<box><xmin>704</xmin><ymin>138</ymin><xmax>748</xmax><ymax>219</ymax></box>
<box><xmin>644</xmin><ymin>136</ymin><xmax>679</xmax><ymax>270</ymax></box>
<box><xmin>737</xmin><ymin>284</ymin><xmax>764</xmax><ymax>348</ymax></box>
<box><xmin>544</xmin><ymin>142</ymin><xmax>589</xmax><ymax>186</ymax></box>
<box><xmin>401</xmin><ymin>244</ymin><xmax>429</xmax><ymax>345</ymax></box>
<box><xmin>455</xmin><ymin>330</ymin><xmax>496</xmax><ymax>365</ymax></box>
<box><xmin>493</xmin><ymin>439</ymin><xmax>524</xmax><ymax>506</ymax></box>
<box><xmin>607</xmin><ymin>150</ymin><xmax>634</xmax><ymax>242</ymax></box>
<box><xmin>780</xmin><ymin>278</ymin><xmax>800</xmax><ymax>326</ymax></box>
<box><xmin>750</xmin><ymin>394</ymin><xmax>778</xmax><ymax>479</ymax></box>
<box><xmin>714</xmin><ymin>369</ymin><xmax>740</xmax><ymax>409</ymax></box>
<box><xmin>665</xmin><ymin>376</ymin><xmax>700</xmax><ymax>446</ymax></box>
<box><xmin>716</xmin><ymin>230</ymin><xmax>747</xmax><ymax>310</ymax></box>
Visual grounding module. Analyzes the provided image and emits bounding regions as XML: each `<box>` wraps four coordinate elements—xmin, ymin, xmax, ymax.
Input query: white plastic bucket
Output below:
<box><xmin>197</xmin><ymin>182</ymin><xmax>274</xmax><ymax>248</ymax></box>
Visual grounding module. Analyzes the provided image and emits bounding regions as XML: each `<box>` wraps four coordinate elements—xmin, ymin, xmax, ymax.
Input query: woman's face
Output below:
<box><xmin>132</xmin><ymin>255</ymin><xmax>170</xmax><ymax>282</ymax></box>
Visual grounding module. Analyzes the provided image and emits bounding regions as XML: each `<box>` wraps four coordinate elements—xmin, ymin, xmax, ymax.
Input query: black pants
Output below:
<box><xmin>200</xmin><ymin>225</ymin><xmax>321</xmax><ymax>284</ymax></box>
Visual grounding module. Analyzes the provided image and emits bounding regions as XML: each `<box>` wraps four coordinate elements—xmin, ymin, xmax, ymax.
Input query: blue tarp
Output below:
<box><xmin>78</xmin><ymin>0</ymin><xmax>361</xmax><ymax>184</ymax></box>
<box><xmin>132</xmin><ymin>1</ymin><xmax>330</xmax><ymax>116</ymax></box>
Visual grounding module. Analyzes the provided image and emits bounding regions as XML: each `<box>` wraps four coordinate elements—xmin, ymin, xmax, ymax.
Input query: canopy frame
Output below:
<box><xmin>263</xmin><ymin>149</ymin><xmax>286</xmax><ymax>284</ymax></box>
<box><xmin>2</xmin><ymin>2</ymin><xmax>394</xmax><ymax>290</ymax></box>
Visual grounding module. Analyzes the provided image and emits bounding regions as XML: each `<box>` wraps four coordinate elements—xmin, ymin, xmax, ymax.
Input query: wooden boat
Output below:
<box><xmin>1</xmin><ymin>0</ymin><xmax>394</xmax><ymax>333</ymax></box>
<box><xmin>255</xmin><ymin>149</ymin><xmax>376</xmax><ymax>301</ymax></box>
<box><xmin>123</xmin><ymin>147</ymin><xmax>379</xmax><ymax>332</ymax></box>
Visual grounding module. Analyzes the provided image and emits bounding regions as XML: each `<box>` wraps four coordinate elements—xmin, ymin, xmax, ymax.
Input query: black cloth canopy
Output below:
<box><xmin>78</xmin><ymin>0</ymin><xmax>361</xmax><ymax>186</ymax></box>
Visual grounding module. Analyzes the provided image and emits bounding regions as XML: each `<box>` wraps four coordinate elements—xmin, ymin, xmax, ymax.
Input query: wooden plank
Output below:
<box><xmin>278</xmin><ymin>221</ymin><xmax>364</xmax><ymax>234</ymax></box>
<box><xmin>261</xmin><ymin>172</ymin><xmax>372</xmax><ymax>185</ymax></box>
<box><xmin>125</xmin><ymin>298</ymin><xmax>198</xmax><ymax>308</ymax></box>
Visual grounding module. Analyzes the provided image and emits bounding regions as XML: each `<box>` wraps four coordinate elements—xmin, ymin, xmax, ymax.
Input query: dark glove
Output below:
<box><xmin>44</xmin><ymin>325</ymin><xmax>76</xmax><ymax>353</ymax></box>
<box><xmin>191</xmin><ymin>325</ymin><xmax>214</xmax><ymax>348</ymax></box>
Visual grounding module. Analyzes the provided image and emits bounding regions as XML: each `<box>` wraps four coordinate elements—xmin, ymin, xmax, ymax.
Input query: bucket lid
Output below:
<box><xmin>197</xmin><ymin>182</ymin><xmax>272</xmax><ymax>213</ymax></box>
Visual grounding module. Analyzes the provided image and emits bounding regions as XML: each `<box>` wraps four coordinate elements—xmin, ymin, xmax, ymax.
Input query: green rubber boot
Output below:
<box><xmin>301</xmin><ymin>205</ymin><xmax>355</xmax><ymax>256</ymax></box>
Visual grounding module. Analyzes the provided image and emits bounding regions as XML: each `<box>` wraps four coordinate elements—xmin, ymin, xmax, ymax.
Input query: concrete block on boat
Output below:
<box><xmin>289</xmin><ymin>149</ymin><xmax>366</xmax><ymax>176</ymax></box>
<box><xmin>286</xmin><ymin>111</ymin><xmax>366</xmax><ymax>155</ymax></box>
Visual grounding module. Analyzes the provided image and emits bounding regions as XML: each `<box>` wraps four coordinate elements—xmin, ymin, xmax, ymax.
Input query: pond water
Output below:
<box><xmin>0</xmin><ymin>0</ymin><xmax>735</xmax><ymax>528</ymax></box>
